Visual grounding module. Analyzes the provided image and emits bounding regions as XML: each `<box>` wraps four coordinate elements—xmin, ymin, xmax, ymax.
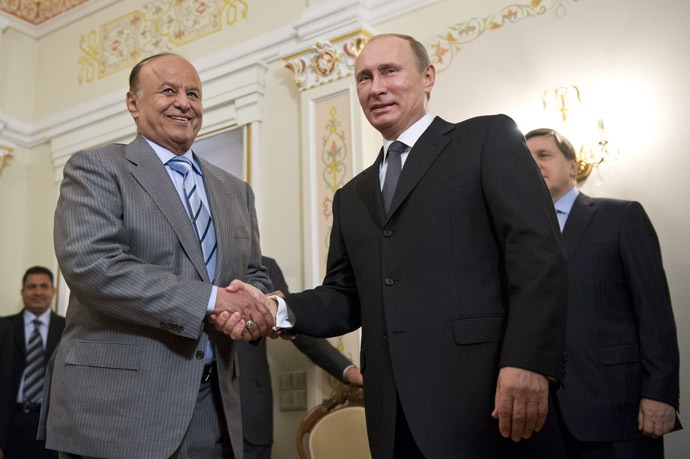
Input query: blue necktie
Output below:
<box><xmin>23</xmin><ymin>319</ymin><xmax>45</xmax><ymax>404</ymax></box>
<box><xmin>167</xmin><ymin>157</ymin><xmax>217</xmax><ymax>283</ymax></box>
<box><xmin>382</xmin><ymin>141</ymin><xmax>406</xmax><ymax>215</ymax></box>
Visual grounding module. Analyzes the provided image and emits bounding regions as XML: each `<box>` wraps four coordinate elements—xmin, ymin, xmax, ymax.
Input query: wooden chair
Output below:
<box><xmin>296</xmin><ymin>385</ymin><xmax>371</xmax><ymax>459</ymax></box>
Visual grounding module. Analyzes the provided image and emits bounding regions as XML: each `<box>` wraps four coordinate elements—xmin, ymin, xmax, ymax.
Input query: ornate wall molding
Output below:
<box><xmin>79</xmin><ymin>0</ymin><xmax>249</xmax><ymax>85</ymax></box>
<box><xmin>426</xmin><ymin>0</ymin><xmax>583</xmax><ymax>72</ymax></box>
<box><xmin>0</xmin><ymin>143</ymin><xmax>13</xmax><ymax>176</ymax></box>
<box><xmin>0</xmin><ymin>0</ymin><xmax>117</xmax><ymax>38</ymax></box>
<box><xmin>284</xmin><ymin>31</ymin><xmax>370</xmax><ymax>92</ymax></box>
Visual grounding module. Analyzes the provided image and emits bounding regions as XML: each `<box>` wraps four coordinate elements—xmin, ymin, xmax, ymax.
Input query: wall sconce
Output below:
<box><xmin>542</xmin><ymin>85</ymin><xmax>613</xmax><ymax>180</ymax></box>
<box><xmin>576</xmin><ymin>119</ymin><xmax>610</xmax><ymax>180</ymax></box>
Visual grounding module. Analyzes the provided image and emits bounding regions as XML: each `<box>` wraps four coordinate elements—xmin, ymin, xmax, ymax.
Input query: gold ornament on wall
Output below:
<box><xmin>284</xmin><ymin>31</ymin><xmax>370</xmax><ymax>91</ymax></box>
<box><xmin>0</xmin><ymin>145</ymin><xmax>14</xmax><ymax>176</ymax></box>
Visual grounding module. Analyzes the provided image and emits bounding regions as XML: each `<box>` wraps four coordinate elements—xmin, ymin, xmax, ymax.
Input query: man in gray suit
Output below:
<box><xmin>43</xmin><ymin>53</ymin><xmax>275</xmax><ymax>459</ymax></box>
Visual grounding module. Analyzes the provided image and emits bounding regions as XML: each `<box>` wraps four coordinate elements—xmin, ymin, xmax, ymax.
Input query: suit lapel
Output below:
<box><xmin>356</xmin><ymin>149</ymin><xmax>387</xmax><ymax>227</ymax></box>
<box><xmin>125</xmin><ymin>135</ymin><xmax>209</xmax><ymax>282</ymax></box>
<box><xmin>12</xmin><ymin>313</ymin><xmax>26</xmax><ymax>358</ymax></box>
<box><xmin>562</xmin><ymin>192</ymin><xmax>596</xmax><ymax>260</ymax></box>
<box><xmin>386</xmin><ymin>117</ymin><xmax>453</xmax><ymax>220</ymax></box>
<box><xmin>197</xmin><ymin>156</ymin><xmax>234</xmax><ymax>282</ymax></box>
<box><xmin>46</xmin><ymin>312</ymin><xmax>62</xmax><ymax>357</ymax></box>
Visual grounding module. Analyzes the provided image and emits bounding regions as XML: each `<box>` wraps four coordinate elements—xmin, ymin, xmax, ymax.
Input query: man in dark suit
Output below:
<box><xmin>43</xmin><ymin>53</ymin><xmax>275</xmax><ymax>459</ymax></box>
<box><xmin>217</xmin><ymin>34</ymin><xmax>568</xmax><ymax>458</ymax></box>
<box><xmin>238</xmin><ymin>256</ymin><xmax>362</xmax><ymax>459</ymax></box>
<box><xmin>0</xmin><ymin>317</ymin><xmax>12</xmax><ymax>459</ymax></box>
<box><xmin>526</xmin><ymin>128</ymin><xmax>681</xmax><ymax>458</ymax></box>
<box><xmin>0</xmin><ymin>266</ymin><xmax>64</xmax><ymax>459</ymax></box>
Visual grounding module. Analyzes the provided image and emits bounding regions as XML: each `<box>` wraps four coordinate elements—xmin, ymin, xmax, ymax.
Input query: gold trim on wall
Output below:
<box><xmin>284</xmin><ymin>30</ymin><xmax>371</xmax><ymax>91</ymax></box>
<box><xmin>426</xmin><ymin>0</ymin><xmax>583</xmax><ymax>72</ymax></box>
<box><xmin>78</xmin><ymin>0</ymin><xmax>250</xmax><ymax>85</ymax></box>
<box><xmin>0</xmin><ymin>144</ymin><xmax>14</xmax><ymax>176</ymax></box>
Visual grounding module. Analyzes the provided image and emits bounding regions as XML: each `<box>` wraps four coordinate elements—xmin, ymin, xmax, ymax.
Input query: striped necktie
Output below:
<box><xmin>381</xmin><ymin>141</ymin><xmax>406</xmax><ymax>215</ymax></box>
<box><xmin>167</xmin><ymin>157</ymin><xmax>218</xmax><ymax>283</ymax></box>
<box><xmin>23</xmin><ymin>319</ymin><xmax>45</xmax><ymax>404</ymax></box>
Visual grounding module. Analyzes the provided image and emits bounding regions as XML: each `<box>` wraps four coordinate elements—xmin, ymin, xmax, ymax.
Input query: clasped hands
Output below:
<box><xmin>209</xmin><ymin>279</ymin><xmax>290</xmax><ymax>341</ymax></box>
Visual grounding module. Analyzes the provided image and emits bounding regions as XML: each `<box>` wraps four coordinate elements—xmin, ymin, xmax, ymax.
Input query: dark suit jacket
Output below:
<box><xmin>0</xmin><ymin>317</ymin><xmax>14</xmax><ymax>450</ymax></box>
<box><xmin>287</xmin><ymin>115</ymin><xmax>568</xmax><ymax>458</ymax></box>
<box><xmin>557</xmin><ymin>192</ymin><xmax>681</xmax><ymax>441</ymax></box>
<box><xmin>0</xmin><ymin>310</ymin><xmax>65</xmax><ymax>448</ymax></box>
<box><xmin>45</xmin><ymin>135</ymin><xmax>272</xmax><ymax>459</ymax></box>
<box><xmin>238</xmin><ymin>256</ymin><xmax>353</xmax><ymax>446</ymax></box>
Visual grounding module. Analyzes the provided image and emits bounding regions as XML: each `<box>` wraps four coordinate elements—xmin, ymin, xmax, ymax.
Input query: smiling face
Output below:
<box><xmin>527</xmin><ymin>134</ymin><xmax>578</xmax><ymax>202</ymax></box>
<box><xmin>126</xmin><ymin>55</ymin><xmax>202</xmax><ymax>156</ymax></box>
<box><xmin>21</xmin><ymin>273</ymin><xmax>55</xmax><ymax>316</ymax></box>
<box><xmin>355</xmin><ymin>36</ymin><xmax>435</xmax><ymax>140</ymax></box>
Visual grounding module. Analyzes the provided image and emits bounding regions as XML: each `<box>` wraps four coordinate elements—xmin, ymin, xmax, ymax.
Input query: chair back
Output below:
<box><xmin>296</xmin><ymin>386</ymin><xmax>371</xmax><ymax>459</ymax></box>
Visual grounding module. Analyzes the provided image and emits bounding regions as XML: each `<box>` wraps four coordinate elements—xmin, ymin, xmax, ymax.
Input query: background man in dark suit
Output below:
<box><xmin>0</xmin><ymin>317</ymin><xmax>11</xmax><ymax>459</ymax></box>
<box><xmin>44</xmin><ymin>53</ymin><xmax>275</xmax><ymax>459</ymax></box>
<box><xmin>526</xmin><ymin>128</ymin><xmax>681</xmax><ymax>458</ymax></box>
<box><xmin>218</xmin><ymin>34</ymin><xmax>568</xmax><ymax>458</ymax></box>
<box><xmin>238</xmin><ymin>256</ymin><xmax>362</xmax><ymax>459</ymax></box>
<box><xmin>0</xmin><ymin>266</ymin><xmax>64</xmax><ymax>459</ymax></box>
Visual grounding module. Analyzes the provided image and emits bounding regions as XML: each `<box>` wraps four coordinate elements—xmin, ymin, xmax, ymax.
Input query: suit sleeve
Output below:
<box><xmin>54</xmin><ymin>150</ymin><xmax>211</xmax><ymax>339</ymax></box>
<box><xmin>292</xmin><ymin>335</ymin><xmax>353</xmax><ymax>383</ymax></box>
<box><xmin>619</xmin><ymin>202</ymin><xmax>680</xmax><ymax>408</ymax></box>
<box><xmin>286</xmin><ymin>189</ymin><xmax>362</xmax><ymax>337</ymax></box>
<box><xmin>481</xmin><ymin>115</ymin><xmax>568</xmax><ymax>380</ymax></box>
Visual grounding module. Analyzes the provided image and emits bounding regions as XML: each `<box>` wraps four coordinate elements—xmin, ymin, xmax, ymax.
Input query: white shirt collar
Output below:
<box><xmin>143</xmin><ymin>136</ymin><xmax>200</xmax><ymax>174</ymax></box>
<box><xmin>554</xmin><ymin>185</ymin><xmax>579</xmax><ymax>215</ymax></box>
<box><xmin>23</xmin><ymin>308</ymin><xmax>51</xmax><ymax>327</ymax></box>
<box><xmin>383</xmin><ymin>114</ymin><xmax>435</xmax><ymax>156</ymax></box>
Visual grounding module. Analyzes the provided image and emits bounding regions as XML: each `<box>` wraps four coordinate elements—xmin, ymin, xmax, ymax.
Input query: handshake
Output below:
<box><xmin>209</xmin><ymin>279</ymin><xmax>291</xmax><ymax>341</ymax></box>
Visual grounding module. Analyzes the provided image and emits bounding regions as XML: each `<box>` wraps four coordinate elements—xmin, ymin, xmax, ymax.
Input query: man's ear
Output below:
<box><xmin>423</xmin><ymin>64</ymin><xmax>436</xmax><ymax>94</ymax></box>
<box><xmin>569</xmin><ymin>159</ymin><xmax>579</xmax><ymax>180</ymax></box>
<box><xmin>126</xmin><ymin>91</ymin><xmax>139</xmax><ymax>122</ymax></box>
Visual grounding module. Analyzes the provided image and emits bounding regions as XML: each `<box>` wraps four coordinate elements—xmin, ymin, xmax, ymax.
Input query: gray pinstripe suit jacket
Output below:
<box><xmin>44</xmin><ymin>135</ymin><xmax>271</xmax><ymax>459</ymax></box>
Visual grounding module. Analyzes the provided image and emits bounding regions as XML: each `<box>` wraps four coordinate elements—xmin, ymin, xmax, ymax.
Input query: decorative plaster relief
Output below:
<box><xmin>0</xmin><ymin>144</ymin><xmax>13</xmax><ymax>176</ymax></box>
<box><xmin>0</xmin><ymin>0</ymin><xmax>88</xmax><ymax>25</ymax></box>
<box><xmin>426</xmin><ymin>0</ymin><xmax>583</xmax><ymax>72</ymax></box>
<box><xmin>284</xmin><ymin>31</ymin><xmax>370</xmax><ymax>92</ymax></box>
<box><xmin>78</xmin><ymin>0</ymin><xmax>249</xmax><ymax>85</ymax></box>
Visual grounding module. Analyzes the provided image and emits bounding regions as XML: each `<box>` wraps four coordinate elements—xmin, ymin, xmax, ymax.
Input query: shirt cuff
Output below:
<box><xmin>271</xmin><ymin>295</ymin><xmax>294</xmax><ymax>329</ymax></box>
<box><xmin>342</xmin><ymin>364</ymin><xmax>355</xmax><ymax>382</ymax></box>
<box><xmin>206</xmin><ymin>286</ymin><xmax>218</xmax><ymax>315</ymax></box>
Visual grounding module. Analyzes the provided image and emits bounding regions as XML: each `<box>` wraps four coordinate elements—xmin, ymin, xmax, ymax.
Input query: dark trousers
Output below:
<box><xmin>5</xmin><ymin>406</ymin><xmax>58</xmax><ymax>459</ymax></box>
<box><xmin>393</xmin><ymin>394</ymin><xmax>426</xmax><ymax>458</ymax></box>
<box><xmin>242</xmin><ymin>440</ymin><xmax>271</xmax><ymax>459</ymax></box>
<box><xmin>553</xmin><ymin>397</ymin><xmax>664</xmax><ymax>459</ymax></box>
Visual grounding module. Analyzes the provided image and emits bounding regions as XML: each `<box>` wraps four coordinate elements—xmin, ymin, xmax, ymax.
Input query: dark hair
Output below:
<box><xmin>129</xmin><ymin>52</ymin><xmax>179</xmax><ymax>95</ymax></box>
<box><xmin>368</xmin><ymin>33</ymin><xmax>430</xmax><ymax>72</ymax></box>
<box><xmin>22</xmin><ymin>266</ymin><xmax>54</xmax><ymax>287</ymax></box>
<box><xmin>525</xmin><ymin>128</ymin><xmax>577</xmax><ymax>161</ymax></box>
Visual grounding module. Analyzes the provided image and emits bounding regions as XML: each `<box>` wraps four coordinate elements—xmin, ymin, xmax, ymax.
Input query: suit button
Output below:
<box><xmin>195</xmin><ymin>351</ymin><xmax>205</xmax><ymax>360</ymax></box>
<box><xmin>383</xmin><ymin>333</ymin><xmax>388</xmax><ymax>340</ymax></box>
<box><xmin>384</xmin><ymin>278</ymin><xmax>394</xmax><ymax>286</ymax></box>
<box><xmin>383</xmin><ymin>230</ymin><xmax>392</xmax><ymax>237</ymax></box>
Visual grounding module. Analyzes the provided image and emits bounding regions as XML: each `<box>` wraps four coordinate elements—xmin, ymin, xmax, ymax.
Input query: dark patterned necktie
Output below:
<box><xmin>23</xmin><ymin>319</ymin><xmax>45</xmax><ymax>404</ymax></box>
<box><xmin>167</xmin><ymin>157</ymin><xmax>217</xmax><ymax>283</ymax></box>
<box><xmin>381</xmin><ymin>141</ymin><xmax>406</xmax><ymax>214</ymax></box>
